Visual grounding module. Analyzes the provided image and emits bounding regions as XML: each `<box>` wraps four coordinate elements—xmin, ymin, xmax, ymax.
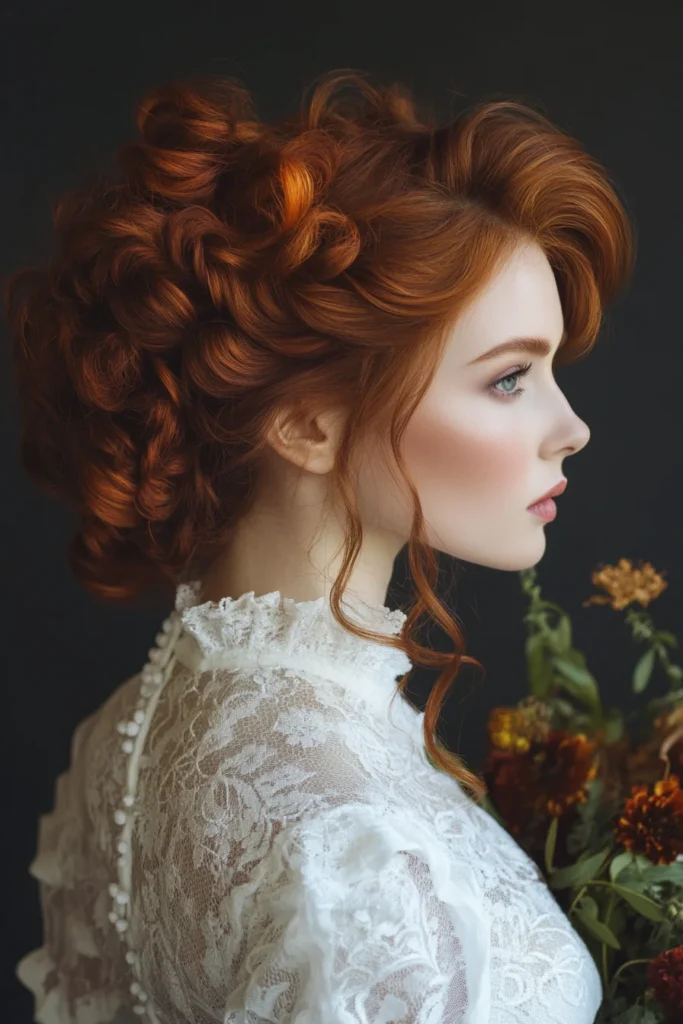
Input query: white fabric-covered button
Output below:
<box><xmin>106</xmin><ymin>611</ymin><xmax>180</xmax><ymax>1024</ymax></box>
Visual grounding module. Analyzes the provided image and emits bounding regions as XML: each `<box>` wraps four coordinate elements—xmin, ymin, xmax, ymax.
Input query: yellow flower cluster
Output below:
<box><xmin>488</xmin><ymin>697</ymin><xmax>552</xmax><ymax>754</ymax></box>
<box><xmin>583</xmin><ymin>558</ymin><xmax>667</xmax><ymax>611</ymax></box>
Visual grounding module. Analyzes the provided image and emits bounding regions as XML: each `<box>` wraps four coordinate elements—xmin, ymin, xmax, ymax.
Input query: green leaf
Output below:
<box><xmin>656</xmin><ymin>631</ymin><xmax>679</xmax><ymax>650</ymax></box>
<box><xmin>545</xmin><ymin>816</ymin><xmax>559</xmax><ymax>874</ymax></box>
<box><xmin>538</xmin><ymin>599</ymin><xmax>569</xmax><ymax>617</ymax></box>
<box><xmin>642</xmin><ymin>861</ymin><xmax>683</xmax><ymax>887</ymax></box>
<box><xmin>647</xmin><ymin>690</ymin><xmax>683</xmax><ymax>716</ymax></box>
<box><xmin>526</xmin><ymin>632</ymin><xmax>553</xmax><ymax>699</ymax></box>
<box><xmin>560</xmin><ymin>648</ymin><xmax>589</xmax><ymax>669</ymax></box>
<box><xmin>610</xmin><ymin>1006</ymin><xmax>659</xmax><ymax>1024</ymax></box>
<box><xmin>550</xmin><ymin>850</ymin><xmax>609</xmax><ymax>891</ymax></box>
<box><xmin>550</xmin><ymin>616</ymin><xmax>572</xmax><ymax>655</ymax></box>
<box><xmin>611</xmin><ymin>883</ymin><xmax>666</xmax><ymax>922</ymax></box>
<box><xmin>553</xmin><ymin>657</ymin><xmax>601</xmax><ymax>713</ymax></box>
<box><xmin>603</xmin><ymin>708</ymin><xmax>624</xmax><ymax>744</ymax></box>
<box><xmin>604</xmin><ymin>852</ymin><xmax>651</xmax><ymax>893</ymax></box>
<box><xmin>575</xmin><ymin>896</ymin><xmax>621</xmax><ymax>949</ymax></box>
<box><xmin>607</xmin><ymin>864</ymin><xmax>645</xmax><ymax>893</ymax></box>
<box><xmin>610</xmin><ymin>851</ymin><xmax>635</xmax><ymax>883</ymax></box>
<box><xmin>633</xmin><ymin>646</ymin><xmax>656</xmax><ymax>694</ymax></box>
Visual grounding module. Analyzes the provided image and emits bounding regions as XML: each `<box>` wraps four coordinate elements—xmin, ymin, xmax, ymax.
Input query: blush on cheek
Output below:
<box><xmin>404</xmin><ymin>415</ymin><xmax>530</xmax><ymax>511</ymax></box>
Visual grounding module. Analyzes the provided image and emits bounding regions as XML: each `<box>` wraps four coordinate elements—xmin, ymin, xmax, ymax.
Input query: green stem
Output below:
<box><xmin>568</xmin><ymin>878</ymin><xmax>618</xmax><ymax>918</ymax></box>
<box><xmin>624</xmin><ymin>607</ymin><xmax>683</xmax><ymax>691</ymax></box>
<box><xmin>626</xmin><ymin>607</ymin><xmax>654</xmax><ymax>641</ymax></box>
<box><xmin>610</xmin><ymin>957</ymin><xmax>652</xmax><ymax>990</ymax></box>
<box><xmin>602</xmin><ymin>891</ymin><xmax>616</xmax><ymax>989</ymax></box>
<box><xmin>568</xmin><ymin>885</ymin><xmax>588</xmax><ymax>917</ymax></box>
<box><xmin>576</xmin><ymin>879</ymin><xmax>613</xmax><ymax>893</ymax></box>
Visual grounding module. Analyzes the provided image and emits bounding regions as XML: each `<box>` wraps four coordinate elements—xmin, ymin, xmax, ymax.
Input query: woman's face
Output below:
<box><xmin>358</xmin><ymin>239</ymin><xmax>591</xmax><ymax>572</ymax></box>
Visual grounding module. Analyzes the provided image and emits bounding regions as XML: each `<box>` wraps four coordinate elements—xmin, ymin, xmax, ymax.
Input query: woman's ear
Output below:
<box><xmin>264</xmin><ymin>403</ymin><xmax>349</xmax><ymax>475</ymax></box>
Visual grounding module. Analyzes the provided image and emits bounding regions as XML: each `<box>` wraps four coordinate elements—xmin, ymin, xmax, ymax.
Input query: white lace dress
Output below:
<box><xmin>17</xmin><ymin>580</ymin><xmax>602</xmax><ymax>1024</ymax></box>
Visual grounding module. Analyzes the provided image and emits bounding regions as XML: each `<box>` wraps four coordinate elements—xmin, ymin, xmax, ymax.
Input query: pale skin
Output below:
<box><xmin>198</xmin><ymin>239</ymin><xmax>591</xmax><ymax>611</ymax></box>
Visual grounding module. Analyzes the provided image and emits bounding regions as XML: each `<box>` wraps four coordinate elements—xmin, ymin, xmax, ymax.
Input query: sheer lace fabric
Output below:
<box><xmin>17</xmin><ymin>581</ymin><xmax>602</xmax><ymax>1023</ymax></box>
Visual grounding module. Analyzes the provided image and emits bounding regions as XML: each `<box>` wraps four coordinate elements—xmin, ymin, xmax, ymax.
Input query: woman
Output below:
<box><xmin>7</xmin><ymin>68</ymin><xmax>634</xmax><ymax>1022</ymax></box>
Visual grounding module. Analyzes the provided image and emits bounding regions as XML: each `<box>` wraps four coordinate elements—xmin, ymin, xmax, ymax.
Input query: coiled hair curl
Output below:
<box><xmin>4</xmin><ymin>69</ymin><xmax>635</xmax><ymax>796</ymax></box>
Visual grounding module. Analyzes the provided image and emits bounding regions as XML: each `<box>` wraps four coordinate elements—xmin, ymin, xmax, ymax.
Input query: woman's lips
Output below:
<box><xmin>527</xmin><ymin>478</ymin><xmax>567</xmax><ymax>519</ymax></box>
<box><xmin>527</xmin><ymin>497</ymin><xmax>558</xmax><ymax>521</ymax></box>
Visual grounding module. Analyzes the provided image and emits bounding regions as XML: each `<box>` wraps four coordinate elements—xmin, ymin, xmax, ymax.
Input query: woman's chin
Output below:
<box><xmin>478</xmin><ymin>535</ymin><xmax>548</xmax><ymax>573</ymax></box>
<box><xmin>436</xmin><ymin>523</ymin><xmax>548</xmax><ymax>572</ymax></box>
<box><xmin>515</xmin><ymin>538</ymin><xmax>548</xmax><ymax>571</ymax></box>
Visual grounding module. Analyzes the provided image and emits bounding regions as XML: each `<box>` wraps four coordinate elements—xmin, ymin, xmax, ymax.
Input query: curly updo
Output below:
<box><xmin>4</xmin><ymin>69</ymin><xmax>634</xmax><ymax>795</ymax></box>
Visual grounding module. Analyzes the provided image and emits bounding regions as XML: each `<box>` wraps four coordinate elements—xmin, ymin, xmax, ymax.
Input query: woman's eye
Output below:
<box><xmin>490</xmin><ymin>362</ymin><xmax>533</xmax><ymax>400</ymax></box>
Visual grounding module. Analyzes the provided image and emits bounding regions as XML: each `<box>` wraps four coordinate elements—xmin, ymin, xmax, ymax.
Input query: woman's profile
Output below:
<box><xmin>6</xmin><ymin>69</ymin><xmax>634</xmax><ymax>1022</ymax></box>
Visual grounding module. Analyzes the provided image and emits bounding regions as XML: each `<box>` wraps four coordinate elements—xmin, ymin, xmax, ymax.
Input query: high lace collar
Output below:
<box><xmin>171</xmin><ymin>579</ymin><xmax>414</xmax><ymax>719</ymax></box>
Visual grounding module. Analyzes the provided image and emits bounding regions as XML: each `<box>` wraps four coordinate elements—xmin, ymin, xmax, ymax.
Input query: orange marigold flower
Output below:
<box><xmin>583</xmin><ymin>557</ymin><xmax>667</xmax><ymax>610</ymax></box>
<box><xmin>615</xmin><ymin>775</ymin><xmax>683</xmax><ymax>865</ymax></box>
<box><xmin>648</xmin><ymin>945</ymin><xmax>683</xmax><ymax>1020</ymax></box>
<box><xmin>485</xmin><ymin>730</ymin><xmax>599</xmax><ymax>831</ymax></box>
<box><xmin>538</xmin><ymin>732</ymin><xmax>600</xmax><ymax>817</ymax></box>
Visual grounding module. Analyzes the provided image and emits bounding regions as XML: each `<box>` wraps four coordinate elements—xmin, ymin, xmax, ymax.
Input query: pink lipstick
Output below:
<box><xmin>527</xmin><ymin>478</ymin><xmax>567</xmax><ymax>521</ymax></box>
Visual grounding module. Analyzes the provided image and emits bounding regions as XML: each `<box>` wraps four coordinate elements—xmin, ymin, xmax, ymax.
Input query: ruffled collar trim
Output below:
<box><xmin>171</xmin><ymin>579</ymin><xmax>414</xmax><ymax>718</ymax></box>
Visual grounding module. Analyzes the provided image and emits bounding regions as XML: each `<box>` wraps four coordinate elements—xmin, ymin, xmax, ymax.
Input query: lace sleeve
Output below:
<box><xmin>16</xmin><ymin>710</ymin><xmax>135</xmax><ymax>1024</ymax></box>
<box><xmin>219</xmin><ymin>802</ymin><xmax>492</xmax><ymax>1024</ymax></box>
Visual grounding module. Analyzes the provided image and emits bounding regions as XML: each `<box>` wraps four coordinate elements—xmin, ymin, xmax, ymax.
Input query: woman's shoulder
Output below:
<box><xmin>78</xmin><ymin>668</ymin><xmax>144</xmax><ymax>757</ymax></box>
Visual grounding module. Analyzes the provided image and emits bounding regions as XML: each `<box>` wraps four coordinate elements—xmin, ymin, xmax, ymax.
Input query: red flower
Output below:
<box><xmin>615</xmin><ymin>775</ymin><xmax>683</xmax><ymax>865</ymax></box>
<box><xmin>648</xmin><ymin>946</ymin><xmax>683</xmax><ymax>1020</ymax></box>
<box><xmin>484</xmin><ymin>730</ymin><xmax>598</xmax><ymax>834</ymax></box>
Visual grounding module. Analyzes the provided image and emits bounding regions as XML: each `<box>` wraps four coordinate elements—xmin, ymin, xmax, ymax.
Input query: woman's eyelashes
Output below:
<box><xmin>489</xmin><ymin>361</ymin><xmax>533</xmax><ymax>400</ymax></box>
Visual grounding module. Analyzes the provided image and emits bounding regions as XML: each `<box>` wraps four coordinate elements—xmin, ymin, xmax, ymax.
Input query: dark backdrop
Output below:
<box><xmin>3</xmin><ymin>1</ymin><xmax>682</xmax><ymax>1019</ymax></box>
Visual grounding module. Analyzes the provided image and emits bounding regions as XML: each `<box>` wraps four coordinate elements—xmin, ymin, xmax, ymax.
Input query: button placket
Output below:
<box><xmin>109</xmin><ymin>611</ymin><xmax>182</xmax><ymax>1019</ymax></box>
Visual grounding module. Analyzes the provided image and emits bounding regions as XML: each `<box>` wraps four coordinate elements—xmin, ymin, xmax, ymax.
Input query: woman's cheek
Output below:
<box><xmin>404</xmin><ymin>409</ymin><xmax>530</xmax><ymax>506</ymax></box>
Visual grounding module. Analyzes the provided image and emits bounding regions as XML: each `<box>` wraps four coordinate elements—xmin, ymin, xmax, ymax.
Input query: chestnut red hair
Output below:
<box><xmin>4</xmin><ymin>70</ymin><xmax>634</xmax><ymax>796</ymax></box>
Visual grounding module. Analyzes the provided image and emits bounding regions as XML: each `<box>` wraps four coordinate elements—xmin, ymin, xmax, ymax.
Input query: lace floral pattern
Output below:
<box><xmin>17</xmin><ymin>580</ymin><xmax>602</xmax><ymax>1023</ymax></box>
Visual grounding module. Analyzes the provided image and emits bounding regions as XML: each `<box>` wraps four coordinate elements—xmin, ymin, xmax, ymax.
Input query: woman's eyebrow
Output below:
<box><xmin>467</xmin><ymin>336</ymin><xmax>554</xmax><ymax>365</ymax></box>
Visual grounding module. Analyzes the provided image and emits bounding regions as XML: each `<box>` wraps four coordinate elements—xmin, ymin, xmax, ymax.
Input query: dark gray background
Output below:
<box><xmin>3</xmin><ymin>1</ymin><xmax>682</xmax><ymax>1018</ymax></box>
